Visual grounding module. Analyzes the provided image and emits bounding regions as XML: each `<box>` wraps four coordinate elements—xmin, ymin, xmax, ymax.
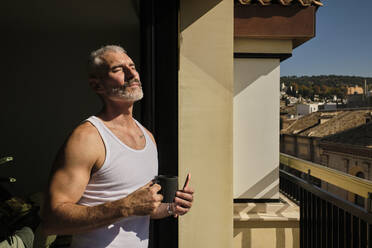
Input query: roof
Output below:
<box><xmin>280</xmin><ymin>101</ymin><xmax>296</xmax><ymax>116</ymax></box>
<box><xmin>237</xmin><ymin>0</ymin><xmax>323</xmax><ymax>7</ymax></box>
<box><xmin>281</xmin><ymin>110</ymin><xmax>372</xmax><ymax>138</ymax></box>
<box><xmin>321</xmin><ymin>122</ymin><xmax>372</xmax><ymax>149</ymax></box>
<box><xmin>281</xmin><ymin>111</ymin><xmax>322</xmax><ymax>135</ymax></box>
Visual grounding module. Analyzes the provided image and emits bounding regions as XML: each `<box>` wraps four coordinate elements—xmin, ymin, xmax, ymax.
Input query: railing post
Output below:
<box><xmin>368</xmin><ymin>192</ymin><xmax>372</xmax><ymax>213</ymax></box>
<box><xmin>307</xmin><ymin>169</ymin><xmax>312</xmax><ymax>184</ymax></box>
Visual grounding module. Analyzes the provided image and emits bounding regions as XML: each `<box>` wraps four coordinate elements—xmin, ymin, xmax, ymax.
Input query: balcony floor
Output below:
<box><xmin>234</xmin><ymin>193</ymin><xmax>300</xmax><ymax>248</ymax></box>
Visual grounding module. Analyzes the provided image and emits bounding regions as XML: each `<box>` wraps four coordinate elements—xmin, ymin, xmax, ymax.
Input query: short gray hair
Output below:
<box><xmin>88</xmin><ymin>45</ymin><xmax>127</xmax><ymax>79</ymax></box>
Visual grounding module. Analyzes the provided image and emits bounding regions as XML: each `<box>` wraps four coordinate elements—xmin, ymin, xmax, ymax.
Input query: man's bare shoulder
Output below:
<box><xmin>69</xmin><ymin>121</ymin><xmax>101</xmax><ymax>143</ymax></box>
<box><xmin>58</xmin><ymin>121</ymin><xmax>103</xmax><ymax>168</ymax></box>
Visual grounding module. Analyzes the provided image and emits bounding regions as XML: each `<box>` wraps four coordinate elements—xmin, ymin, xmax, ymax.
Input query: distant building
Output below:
<box><xmin>280</xmin><ymin>109</ymin><xmax>372</xmax><ymax>208</ymax></box>
<box><xmin>321</xmin><ymin>102</ymin><xmax>337</xmax><ymax>111</ymax></box>
<box><xmin>287</xmin><ymin>96</ymin><xmax>299</xmax><ymax>105</ymax></box>
<box><xmin>346</xmin><ymin>82</ymin><xmax>371</xmax><ymax>107</ymax></box>
<box><xmin>296</xmin><ymin>103</ymin><xmax>320</xmax><ymax>116</ymax></box>
<box><xmin>347</xmin><ymin>85</ymin><xmax>364</xmax><ymax>95</ymax></box>
<box><xmin>280</xmin><ymin>83</ymin><xmax>287</xmax><ymax>92</ymax></box>
<box><xmin>320</xmin><ymin>122</ymin><xmax>372</xmax><ymax>208</ymax></box>
<box><xmin>347</xmin><ymin>94</ymin><xmax>365</xmax><ymax>107</ymax></box>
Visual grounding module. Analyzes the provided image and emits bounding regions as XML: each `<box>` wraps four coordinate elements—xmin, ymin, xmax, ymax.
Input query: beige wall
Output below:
<box><xmin>234</xmin><ymin>223</ymin><xmax>299</xmax><ymax>248</ymax></box>
<box><xmin>313</xmin><ymin>139</ymin><xmax>322</xmax><ymax>164</ymax></box>
<box><xmin>281</xmin><ymin>135</ymin><xmax>372</xmax><ymax>205</ymax></box>
<box><xmin>281</xmin><ymin>135</ymin><xmax>323</xmax><ymax>163</ymax></box>
<box><xmin>179</xmin><ymin>0</ymin><xmax>233</xmax><ymax>247</ymax></box>
<box><xmin>234</xmin><ymin>58</ymin><xmax>280</xmax><ymax>199</ymax></box>
<box><xmin>323</xmin><ymin>151</ymin><xmax>372</xmax><ymax>203</ymax></box>
<box><xmin>323</xmin><ymin>151</ymin><xmax>372</xmax><ymax>180</ymax></box>
<box><xmin>282</xmin><ymin>135</ymin><xmax>296</xmax><ymax>156</ymax></box>
<box><xmin>297</xmin><ymin>137</ymin><xmax>311</xmax><ymax>161</ymax></box>
<box><xmin>234</xmin><ymin>38</ymin><xmax>292</xmax><ymax>54</ymax></box>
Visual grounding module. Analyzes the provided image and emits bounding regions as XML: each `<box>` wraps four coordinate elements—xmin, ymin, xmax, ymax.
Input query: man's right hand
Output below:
<box><xmin>124</xmin><ymin>181</ymin><xmax>163</xmax><ymax>216</ymax></box>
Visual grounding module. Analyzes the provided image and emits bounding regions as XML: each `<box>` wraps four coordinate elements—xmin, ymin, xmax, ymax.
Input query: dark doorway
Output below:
<box><xmin>140</xmin><ymin>1</ymin><xmax>179</xmax><ymax>247</ymax></box>
<box><xmin>1</xmin><ymin>0</ymin><xmax>179</xmax><ymax>247</ymax></box>
<box><xmin>0</xmin><ymin>0</ymin><xmax>141</xmax><ymax>197</ymax></box>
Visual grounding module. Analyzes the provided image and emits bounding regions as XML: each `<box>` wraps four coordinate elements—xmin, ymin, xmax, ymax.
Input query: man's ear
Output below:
<box><xmin>89</xmin><ymin>78</ymin><xmax>105</xmax><ymax>94</ymax></box>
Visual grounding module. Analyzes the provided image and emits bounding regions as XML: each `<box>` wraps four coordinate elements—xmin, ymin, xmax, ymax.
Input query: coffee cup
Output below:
<box><xmin>154</xmin><ymin>175</ymin><xmax>178</xmax><ymax>203</ymax></box>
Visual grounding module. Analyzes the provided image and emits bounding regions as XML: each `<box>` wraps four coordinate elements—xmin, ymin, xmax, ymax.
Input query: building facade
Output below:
<box><xmin>281</xmin><ymin>110</ymin><xmax>372</xmax><ymax>208</ymax></box>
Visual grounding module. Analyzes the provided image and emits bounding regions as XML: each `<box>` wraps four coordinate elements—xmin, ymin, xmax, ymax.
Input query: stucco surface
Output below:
<box><xmin>179</xmin><ymin>0</ymin><xmax>234</xmax><ymax>247</ymax></box>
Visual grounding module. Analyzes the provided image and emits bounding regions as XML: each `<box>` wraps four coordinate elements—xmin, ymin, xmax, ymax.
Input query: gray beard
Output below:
<box><xmin>109</xmin><ymin>79</ymin><xmax>144</xmax><ymax>101</ymax></box>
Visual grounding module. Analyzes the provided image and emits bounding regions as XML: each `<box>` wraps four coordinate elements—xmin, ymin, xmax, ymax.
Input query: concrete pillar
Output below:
<box><xmin>179</xmin><ymin>0</ymin><xmax>234</xmax><ymax>247</ymax></box>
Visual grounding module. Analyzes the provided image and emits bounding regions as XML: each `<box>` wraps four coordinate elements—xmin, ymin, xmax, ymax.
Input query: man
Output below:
<box><xmin>42</xmin><ymin>45</ymin><xmax>194</xmax><ymax>247</ymax></box>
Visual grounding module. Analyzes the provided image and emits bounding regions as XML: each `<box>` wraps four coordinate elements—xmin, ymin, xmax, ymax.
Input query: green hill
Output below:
<box><xmin>280</xmin><ymin>75</ymin><xmax>372</xmax><ymax>99</ymax></box>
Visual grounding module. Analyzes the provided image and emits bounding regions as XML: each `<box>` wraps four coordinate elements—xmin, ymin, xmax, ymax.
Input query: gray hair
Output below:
<box><xmin>88</xmin><ymin>45</ymin><xmax>127</xmax><ymax>79</ymax></box>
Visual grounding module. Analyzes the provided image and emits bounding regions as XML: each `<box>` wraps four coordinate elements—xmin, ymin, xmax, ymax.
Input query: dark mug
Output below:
<box><xmin>154</xmin><ymin>175</ymin><xmax>178</xmax><ymax>203</ymax></box>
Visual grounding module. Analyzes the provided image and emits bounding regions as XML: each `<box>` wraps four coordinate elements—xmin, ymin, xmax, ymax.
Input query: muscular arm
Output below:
<box><xmin>42</xmin><ymin>123</ymin><xmax>162</xmax><ymax>235</ymax></box>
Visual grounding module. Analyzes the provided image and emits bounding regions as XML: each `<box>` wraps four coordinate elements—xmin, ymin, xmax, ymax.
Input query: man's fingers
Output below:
<box><xmin>150</xmin><ymin>183</ymin><xmax>161</xmax><ymax>193</ymax></box>
<box><xmin>176</xmin><ymin>191</ymin><xmax>193</xmax><ymax>202</ymax></box>
<box><xmin>156</xmin><ymin>194</ymin><xmax>163</xmax><ymax>202</ymax></box>
<box><xmin>182</xmin><ymin>186</ymin><xmax>194</xmax><ymax>194</ymax></box>
<box><xmin>174</xmin><ymin>197</ymin><xmax>192</xmax><ymax>208</ymax></box>
<box><xmin>174</xmin><ymin>205</ymin><xmax>189</xmax><ymax>215</ymax></box>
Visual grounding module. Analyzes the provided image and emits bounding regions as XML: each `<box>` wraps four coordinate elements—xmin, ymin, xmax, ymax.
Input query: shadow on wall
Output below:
<box><xmin>237</xmin><ymin>167</ymin><xmax>279</xmax><ymax>199</ymax></box>
<box><xmin>0</xmin><ymin>1</ymin><xmax>141</xmax><ymax>196</ymax></box>
<box><xmin>180</xmin><ymin>0</ymin><xmax>223</xmax><ymax>31</ymax></box>
<box><xmin>179</xmin><ymin>0</ymin><xmax>230</xmax><ymax>93</ymax></box>
<box><xmin>234</xmin><ymin>58</ymin><xmax>279</xmax><ymax>97</ymax></box>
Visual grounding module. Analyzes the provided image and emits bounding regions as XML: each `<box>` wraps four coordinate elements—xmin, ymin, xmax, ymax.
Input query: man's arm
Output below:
<box><xmin>42</xmin><ymin>123</ymin><xmax>163</xmax><ymax>235</ymax></box>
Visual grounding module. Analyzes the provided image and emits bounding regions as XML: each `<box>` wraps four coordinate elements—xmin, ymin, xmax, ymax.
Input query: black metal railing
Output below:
<box><xmin>280</xmin><ymin>168</ymin><xmax>372</xmax><ymax>248</ymax></box>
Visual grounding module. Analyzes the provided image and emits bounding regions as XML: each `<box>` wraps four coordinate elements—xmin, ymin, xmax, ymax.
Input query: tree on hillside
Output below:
<box><xmin>320</xmin><ymin>85</ymin><xmax>329</xmax><ymax>98</ymax></box>
<box><xmin>298</xmin><ymin>85</ymin><xmax>313</xmax><ymax>98</ymax></box>
<box><xmin>313</xmin><ymin>85</ymin><xmax>320</xmax><ymax>95</ymax></box>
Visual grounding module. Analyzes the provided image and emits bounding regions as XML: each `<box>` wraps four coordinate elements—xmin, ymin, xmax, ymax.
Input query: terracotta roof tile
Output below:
<box><xmin>321</xmin><ymin>122</ymin><xmax>372</xmax><ymax>148</ymax></box>
<box><xmin>302</xmin><ymin>110</ymin><xmax>368</xmax><ymax>137</ymax></box>
<box><xmin>281</xmin><ymin>110</ymin><xmax>372</xmax><ymax>138</ymax></box>
<box><xmin>281</xmin><ymin>112</ymin><xmax>321</xmax><ymax>135</ymax></box>
<box><xmin>237</xmin><ymin>0</ymin><xmax>323</xmax><ymax>7</ymax></box>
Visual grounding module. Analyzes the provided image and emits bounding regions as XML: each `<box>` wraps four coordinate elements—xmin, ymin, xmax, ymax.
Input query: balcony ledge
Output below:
<box><xmin>234</xmin><ymin>193</ymin><xmax>299</xmax><ymax>223</ymax></box>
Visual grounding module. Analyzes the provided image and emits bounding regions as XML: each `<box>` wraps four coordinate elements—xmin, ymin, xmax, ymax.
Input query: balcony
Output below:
<box><xmin>279</xmin><ymin>153</ymin><xmax>372</xmax><ymax>248</ymax></box>
<box><xmin>234</xmin><ymin>153</ymin><xmax>372</xmax><ymax>248</ymax></box>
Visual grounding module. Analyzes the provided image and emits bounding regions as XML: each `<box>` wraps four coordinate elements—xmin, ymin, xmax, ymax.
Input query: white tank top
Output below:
<box><xmin>70</xmin><ymin>116</ymin><xmax>158</xmax><ymax>248</ymax></box>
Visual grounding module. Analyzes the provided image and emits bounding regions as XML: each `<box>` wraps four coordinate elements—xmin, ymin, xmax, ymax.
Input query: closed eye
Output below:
<box><xmin>111</xmin><ymin>66</ymin><xmax>124</xmax><ymax>72</ymax></box>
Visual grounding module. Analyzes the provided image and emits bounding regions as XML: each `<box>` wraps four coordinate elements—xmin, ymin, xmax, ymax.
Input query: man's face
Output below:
<box><xmin>97</xmin><ymin>51</ymin><xmax>143</xmax><ymax>102</ymax></box>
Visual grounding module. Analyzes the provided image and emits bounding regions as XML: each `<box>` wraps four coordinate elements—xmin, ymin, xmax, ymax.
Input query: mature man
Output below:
<box><xmin>42</xmin><ymin>45</ymin><xmax>194</xmax><ymax>248</ymax></box>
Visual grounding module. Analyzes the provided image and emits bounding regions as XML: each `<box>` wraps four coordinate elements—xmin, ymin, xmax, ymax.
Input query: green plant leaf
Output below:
<box><xmin>0</xmin><ymin>157</ymin><xmax>13</xmax><ymax>165</ymax></box>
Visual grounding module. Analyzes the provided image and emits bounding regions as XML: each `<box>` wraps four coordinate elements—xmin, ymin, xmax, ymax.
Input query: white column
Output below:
<box><xmin>234</xmin><ymin>58</ymin><xmax>280</xmax><ymax>199</ymax></box>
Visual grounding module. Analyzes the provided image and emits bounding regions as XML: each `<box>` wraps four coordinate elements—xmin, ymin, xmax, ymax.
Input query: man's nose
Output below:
<box><xmin>124</xmin><ymin>67</ymin><xmax>136</xmax><ymax>81</ymax></box>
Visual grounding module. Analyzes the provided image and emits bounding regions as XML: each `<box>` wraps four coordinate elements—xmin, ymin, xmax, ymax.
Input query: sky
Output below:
<box><xmin>280</xmin><ymin>0</ymin><xmax>372</xmax><ymax>77</ymax></box>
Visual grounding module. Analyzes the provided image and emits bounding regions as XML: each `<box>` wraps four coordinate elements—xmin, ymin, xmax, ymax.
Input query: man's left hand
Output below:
<box><xmin>172</xmin><ymin>186</ymin><xmax>194</xmax><ymax>217</ymax></box>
